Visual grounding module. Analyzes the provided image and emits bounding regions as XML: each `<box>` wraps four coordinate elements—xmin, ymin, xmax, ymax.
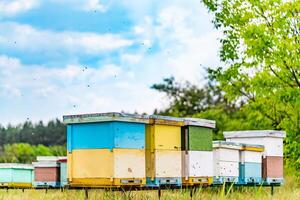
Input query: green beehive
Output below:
<box><xmin>181</xmin><ymin>119</ymin><xmax>215</xmax><ymax>151</ymax></box>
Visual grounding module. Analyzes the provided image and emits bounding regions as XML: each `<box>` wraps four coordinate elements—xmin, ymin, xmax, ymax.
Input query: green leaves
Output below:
<box><xmin>0</xmin><ymin>143</ymin><xmax>66</xmax><ymax>163</ymax></box>
<box><xmin>202</xmin><ymin>0</ymin><xmax>300</xmax><ymax>173</ymax></box>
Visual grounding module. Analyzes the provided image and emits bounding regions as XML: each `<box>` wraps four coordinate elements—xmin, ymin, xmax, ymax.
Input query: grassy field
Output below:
<box><xmin>0</xmin><ymin>177</ymin><xmax>299</xmax><ymax>200</ymax></box>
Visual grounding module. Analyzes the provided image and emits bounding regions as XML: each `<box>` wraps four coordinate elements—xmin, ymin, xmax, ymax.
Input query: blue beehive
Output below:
<box><xmin>239</xmin><ymin>163</ymin><xmax>262</xmax><ymax>185</ymax></box>
<box><xmin>67</xmin><ymin>121</ymin><xmax>146</xmax><ymax>151</ymax></box>
<box><xmin>65</xmin><ymin>113</ymin><xmax>149</xmax><ymax>152</ymax></box>
<box><xmin>58</xmin><ymin>158</ymin><xmax>68</xmax><ymax>187</ymax></box>
<box><xmin>238</xmin><ymin>144</ymin><xmax>264</xmax><ymax>185</ymax></box>
<box><xmin>0</xmin><ymin>164</ymin><xmax>34</xmax><ymax>188</ymax></box>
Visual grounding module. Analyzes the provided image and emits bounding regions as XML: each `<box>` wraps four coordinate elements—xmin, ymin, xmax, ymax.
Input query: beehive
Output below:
<box><xmin>33</xmin><ymin>157</ymin><xmax>65</xmax><ymax>188</ymax></box>
<box><xmin>239</xmin><ymin>144</ymin><xmax>264</xmax><ymax>185</ymax></box>
<box><xmin>224</xmin><ymin>130</ymin><xmax>286</xmax><ymax>184</ymax></box>
<box><xmin>145</xmin><ymin>116</ymin><xmax>184</xmax><ymax>187</ymax></box>
<box><xmin>262</xmin><ymin>156</ymin><xmax>284</xmax><ymax>184</ymax></box>
<box><xmin>58</xmin><ymin>158</ymin><xmax>68</xmax><ymax>187</ymax></box>
<box><xmin>181</xmin><ymin>118</ymin><xmax>215</xmax><ymax>186</ymax></box>
<box><xmin>224</xmin><ymin>130</ymin><xmax>285</xmax><ymax>157</ymax></box>
<box><xmin>0</xmin><ymin>164</ymin><xmax>33</xmax><ymax>188</ymax></box>
<box><xmin>64</xmin><ymin>113</ymin><xmax>149</xmax><ymax>187</ymax></box>
<box><xmin>68</xmin><ymin>149</ymin><xmax>146</xmax><ymax>187</ymax></box>
<box><xmin>213</xmin><ymin>141</ymin><xmax>242</xmax><ymax>184</ymax></box>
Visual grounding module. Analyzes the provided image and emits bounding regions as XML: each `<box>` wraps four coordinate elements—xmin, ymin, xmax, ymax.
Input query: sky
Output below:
<box><xmin>0</xmin><ymin>0</ymin><xmax>221</xmax><ymax>125</ymax></box>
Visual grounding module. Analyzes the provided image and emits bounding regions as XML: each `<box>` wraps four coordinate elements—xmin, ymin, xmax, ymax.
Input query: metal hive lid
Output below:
<box><xmin>183</xmin><ymin>118</ymin><xmax>216</xmax><ymax>128</ymax></box>
<box><xmin>213</xmin><ymin>141</ymin><xmax>243</xmax><ymax>150</ymax></box>
<box><xmin>63</xmin><ymin>112</ymin><xmax>150</xmax><ymax>124</ymax></box>
<box><xmin>149</xmin><ymin>115</ymin><xmax>185</xmax><ymax>126</ymax></box>
<box><xmin>223</xmin><ymin>130</ymin><xmax>286</xmax><ymax>139</ymax></box>
<box><xmin>37</xmin><ymin>156</ymin><xmax>67</xmax><ymax>162</ymax></box>
<box><xmin>0</xmin><ymin>163</ymin><xmax>33</xmax><ymax>169</ymax></box>
<box><xmin>32</xmin><ymin>162</ymin><xmax>59</xmax><ymax>167</ymax></box>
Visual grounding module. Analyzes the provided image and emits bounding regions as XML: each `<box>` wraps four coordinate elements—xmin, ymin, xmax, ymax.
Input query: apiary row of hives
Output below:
<box><xmin>0</xmin><ymin>157</ymin><xmax>67</xmax><ymax>188</ymax></box>
<box><xmin>63</xmin><ymin>113</ymin><xmax>216</xmax><ymax>187</ymax></box>
<box><xmin>0</xmin><ymin>113</ymin><xmax>286</xmax><ymax>189</ymax></box>
<box><xmin>63</xmin><ymin>113</ymin><xmax>285</xmax><ymax>188</ymax></box>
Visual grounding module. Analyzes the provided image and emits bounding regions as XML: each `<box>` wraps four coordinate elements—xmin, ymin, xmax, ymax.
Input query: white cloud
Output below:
<box><xmin>0</xmin><ymin>1</ymin><xmax>221</xmax><ymax>124</ymax></box>
<box><xmin>48</xmin><ymin>0</ymin><xmax>110</xmax><ymax>12</ymax></box>
<box><xmin>0</xmin><ymin>0</ymin><xmax>39</xmax><ymax>16</ymax></box>
<box><xmin>128</xmin><ymin>3</ymin><xmax>221</xmax><ymax>84</ymax></box>
<box><xmin>0</xmin><ymin>55</ymin><xmax>163</xmax><ymax>125</ymax></box>
<box><xmin>84</xmin><ymin>0</ymin><xmax>106</xmax><ymax>12</ymax></box>
<box><xmin>0</xmin><ymin>22</ymin><xmax>133</xmax><ymax>55</ymax></box>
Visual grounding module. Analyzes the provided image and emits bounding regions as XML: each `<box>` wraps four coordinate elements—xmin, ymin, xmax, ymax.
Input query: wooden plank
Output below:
<box><xmin>113</xmin><ymin>149</ymin><xmax>145</xmax><ymax>179</ymax></box>
<box><xmin>263</xmin><ymin>156</ymin><xmax>283</xmax><ymax>179</ymax></box>
<box><xmin>154</xmin><ymin>150</ymin><xmax>182</xmax><ymax>178</ymax></box>
<box><xmin>189</xmin><ymin>126</ymin><xmax>213</xmax><ymax>151</ymax></box>
<box><xmin>69</xmin><ymin>149</ymin><xmax>114</xmax><ymax>179</ymax></box>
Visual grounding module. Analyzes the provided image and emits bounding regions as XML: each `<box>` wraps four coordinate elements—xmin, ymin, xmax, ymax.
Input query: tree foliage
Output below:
<box><xmin>152</xmin><ymin>76</ymin><xmax>274</xmax><ymax>140</ymax></box>
<box><xmin>0</xmin><ymin>119</ymin><xmax>66</xmax><ymax>163</ymax></box>
<box><xmin>0</xmin><ymin>119</ymin><xmax>66</xmax><ymax>146</ymax></box>
<box><xmin>0</xmin><ymin>143</ymin><xmax>66</xmax><ymax>163</ymax></box>
<box><xmin>152</xmin><ymin>77</ymin><xmax>227</xmax><ymax>117</ymax></box>
<box><xmin>202</xmin><ymin>0</ymin><xmax>300</xmax><ymax>172</ymax></box>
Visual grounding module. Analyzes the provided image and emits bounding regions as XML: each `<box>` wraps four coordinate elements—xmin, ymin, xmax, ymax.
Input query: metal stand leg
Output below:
<box><xmin>271</xmin><ymin>185</ymin><xmax>274</xmax><ymax>196</ymax></box>
<box><xmin>158</xmin><ymin>188</ymin><xmax>161</xmax><ymax>199</ymax></box>
<box><xmin>85</xmin><ymin>189</ymin><xmax>89</xmax><ymax>199</ymax></box>
<box><xmin>190</xmin><ymin>187</ymin><xmax>193</xmax><ymax>199</ymax></box>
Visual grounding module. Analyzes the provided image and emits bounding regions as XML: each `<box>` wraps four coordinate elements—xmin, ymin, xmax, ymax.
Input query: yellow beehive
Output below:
<box><xmin>68</xmin><ymin>149</ymin><xmax>146</xmax><ymax>187</ymax></box>
<box><xmin>146</xmin><ymin>124</ymin><xmax>182</xmax><ymax>151</ymax></box>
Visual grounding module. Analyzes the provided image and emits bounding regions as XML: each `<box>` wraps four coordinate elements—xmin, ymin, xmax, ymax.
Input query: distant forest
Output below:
<box><xmin>0</xmin><ymin>119</ymin><xmax>66</xmax><ymax>146</ymax></box>
<box><xmin>0</xmin><ymin>120</ymin><xmax>66</xmax><ymax>163</ymax></box>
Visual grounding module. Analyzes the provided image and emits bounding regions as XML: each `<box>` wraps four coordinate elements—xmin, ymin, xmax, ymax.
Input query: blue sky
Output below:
<box><xmin>0</xmin><ymin>0</ymin><xmax>220</xmax><ymax>125</ymax></box>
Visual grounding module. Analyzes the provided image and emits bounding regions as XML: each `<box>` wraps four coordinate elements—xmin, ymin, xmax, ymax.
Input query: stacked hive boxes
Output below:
<box><xmin>239</xmin><ymin>144</ymin><xmax>264</xmax><ymax>185</ymax></box>
<box><xmin>0</xmin><ymin>164</ymin><xmax>34</xmax><ymax>188</ymax></box>
<box><xmin>33</xmin><ymin>156</ymin><xmax>66</xmax><ymax>188</ymax></box>
<box><xmin>213</xmin><ymin>141</ymin><xmax>242</xmax><ymax>184</ymax></box>
<box><xmin>58</xmin><ymin>158</ymin><xmax>68</xmax><ymax>187</ymax></box>
<box><xmin>224</xmin><ymin>130</ymin><xmax>286</xmax><ymax>185</ymax></box>
<box><xmin>181</xmin><ymin>118</ymin><xmax>215</xmax><ymax>186</ymax></box>
<box><xmin>64</xmin><ymin>113</ymin><xmax>149</xmax><ymax>187</ymax></box>
<box><xmin>146</xmin><ymin>116</ymin><xmax>183</xmax><ymax>187</ymax></box>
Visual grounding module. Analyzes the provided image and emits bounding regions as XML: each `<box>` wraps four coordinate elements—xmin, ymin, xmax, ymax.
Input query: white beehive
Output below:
<box><xmin>182</xmin><ymin>151</ymin><xmax>213</xmax><ymax>178</ymax></box>
<box><xmin>240</xmin><ymin>144</ymin><xmax>264</xmax><ymax>163</ymax></box>
<box><xmin>113</xmin><ymin>149</ymin><xmax>145</xmax><ymax>179</ymax></box>
<box><xmin>150</xmin><ymin>150</ymin><xmax>182</xmax><ymax>178</ymax></box>
<box><xmin>224</xmin><ymin>130</ymin><xmax>286</xmax><ymax>157</ymax></box>
<box><xmin>213</xmin><ymin>141</ymin><xmax>242</xmax><ymax>178</ymax></box>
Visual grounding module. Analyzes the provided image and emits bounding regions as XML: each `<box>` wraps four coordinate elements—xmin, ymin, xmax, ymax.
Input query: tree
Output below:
<box><xmin>202</xmin><ymin>0</ymin><xmax>300</xmax><ymax>172</ymax></box>
<box><xmin>152</xmin><ymin>76</ymin><xmax>274</xmax><ymax>139</ymax></box>
<box><xmin>0</xmin><ymin>143</ymin><xmax>67</xmax><ymax>163</ymax></box>
<box><xmin>0</xmin><ymin>119</ymin><xmax>66</xmax><ymax>146</ymax></box>
<box><xmin>151</xmin><ymin>76</ymin><xmax>228</xmax><ymax>117</ymax></box>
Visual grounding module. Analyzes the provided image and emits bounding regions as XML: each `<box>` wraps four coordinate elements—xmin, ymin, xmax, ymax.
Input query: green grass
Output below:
<box><xmin>0</xmin><ymin>177</ymin><xmax>299</xmax><ymax>200</ymax></box>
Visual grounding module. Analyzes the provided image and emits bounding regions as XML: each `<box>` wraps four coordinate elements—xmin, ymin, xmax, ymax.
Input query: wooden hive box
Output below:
<box><xmin>213</xmin><ymin>141</ymin><xmax>242</xmax><ymax>184</ymax></box>
<box><xmin>0</xmin><ymin>164</ymin><xmax>33</xmax><ymax>188</ymax></box>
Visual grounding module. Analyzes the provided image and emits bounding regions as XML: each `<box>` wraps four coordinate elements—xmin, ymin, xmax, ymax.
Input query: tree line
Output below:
<box><xmin>0</xmin><ymin>120</ymin><xmax>66</xmax><ymax>163</ymax></box>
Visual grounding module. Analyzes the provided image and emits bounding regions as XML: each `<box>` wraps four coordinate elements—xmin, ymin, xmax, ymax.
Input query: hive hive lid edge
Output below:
<box><xmin>223</xmin><ymin>130</ymin><xmax>286</xmax><ymax>138</ymax></box>
<box><xmin>63</xmin><ymin>112</ymin><xmax>150</xmax><ymax>124</ymax></box>
<box><xmin>37</xmin><ymin>156</ymin><xmax>67</xmax><ymax>162</ymax></box>
<box><xmin>0</xmin><ymin>163</ymin><xmax>33</xmax><ymax>169</ymax></box>
<box><xmin>213</xmin><ymin>141</ymin><xmax>243</xmax><ymax>150</ymax></box>
<box><xmin>183</xmin><ymin>118</ymin><xmax>216</xmax><ymax>128</ymax></box>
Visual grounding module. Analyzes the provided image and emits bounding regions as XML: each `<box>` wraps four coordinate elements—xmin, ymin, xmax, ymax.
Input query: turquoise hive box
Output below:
<box><xmin>0</xmin><ymin>163</ymin><xmax>34</xmax><ymax>188</ymax></box>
